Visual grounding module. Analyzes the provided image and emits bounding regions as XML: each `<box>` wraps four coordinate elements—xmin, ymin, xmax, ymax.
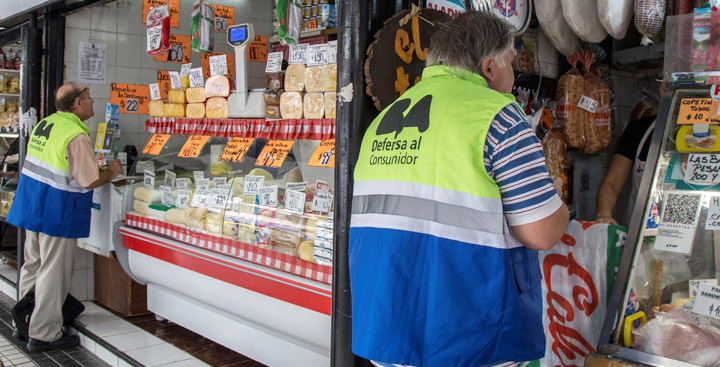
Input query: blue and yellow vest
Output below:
<box><xmin>8</xmin><ymin>111</ymin><xmax>94</xmax><ymax>238</ymax></box>
<box><xmin>349</xmin><ymin>66</ymin><xmax>544</xmax><ymax>366</ymax></box>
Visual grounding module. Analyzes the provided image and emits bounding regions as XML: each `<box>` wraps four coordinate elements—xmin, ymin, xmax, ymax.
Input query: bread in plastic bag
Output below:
<box><xmin>191</xmin><ymin>0</ymin><xmax>214</xmax><ymax>53</ymax></box>
<box><xmin>579</xmin><ymin>51</ymin><xmax>612</xmax><ymax>154</ymax></box>
<box><xmin>598</xmin><ymin>0</ymin><xmax>634</xmax><ymax>39</ymax></box>
<box><xmin>542</xmin><ymin>130</ymin><xmax>568</xmax><ymax>202</ymax></box>
<box><xmin>555</xmin><ymin>55</ymin><xmax>586</xmax><ymax>148</ymax></box>
<box><xmin>560</xmin><ymin>0</ymin><xmax>608</xmax><ymax>42</ymax></box>
<box><xmin>280</xmin><ymin>91</ymin><xmax>303</xmax><ymax>119</ymax></box>
<box><xmin>535</xmin><ymin>0</ymin><xmax>579</xmax><ymax>56</ymax></box>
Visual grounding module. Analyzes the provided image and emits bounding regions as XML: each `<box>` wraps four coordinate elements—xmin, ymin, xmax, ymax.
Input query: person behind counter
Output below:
<box><xmin>349</xmin><ymin>11</ymin><xmax>569</xmax><ymax>367</ymax></box>
<box><xmin>6</xmin><ymin>83</ymin><xmax>122</xmax><ymax>352</ymax></box>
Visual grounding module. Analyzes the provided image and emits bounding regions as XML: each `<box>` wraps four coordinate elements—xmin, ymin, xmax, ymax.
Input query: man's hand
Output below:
<box><xmin>107</xmin><ymin>159</ymin><xmax>122</xmax><ymax>178</ymax></box>
<box><xmin>85</xmin><ymin>160</ymin><xmax>123</xmax><ymax>189</ymax></box>
<box><xmin>595</xmin><ymin>216</ymin><xmax>619</xmax><ymax>225</ymax></box>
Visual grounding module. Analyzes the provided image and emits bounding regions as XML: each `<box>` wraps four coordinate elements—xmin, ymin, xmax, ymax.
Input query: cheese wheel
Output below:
<box><xmin>323</xmin><ymin>64</ymin><xmax>337</xmax><ymax>91</ymax></box>
<box><xmin>206</xmin><ymin>97</ymin><xmax>228</xmax><ymax>119</ymax></box>
<box><xmin>303</xmin><ymin>93</ymin><xmax>325</xmax><ymax>119</ymax></box>
<box><xmin>162</xmin><ymin>103</ymin><xmax>185</xmax><ymax>118</ymax></box>
<box><xmin>149</xmin><ymin>100</ymin><xmax>164</xmax><ymax>117</ymax></box>
<box><xmin>285</xmin><ymin>64</ymin><xmax>306</xmax><ymax>92</ymax></box>
<box><xmin>265</xmin><ymin>105</ymin><xmax>281</xmax><ymax>119</ymax></box>
<box><xmin>186</xmin><ymin>103</ymin><xmax>206</xmax><ymax>118</ymax></box>
<box><xmin>205</xmin><ymin>75</ymin><xmax>231</xmax><ymax>98</ymax></box>
<box><xmin>298</xmin><ymin>241</ymin><xmax>315</xmax><ymax>262</ymax></box>
<box><xmin>133</xmin><ymin>200</ymin><xmax>149</xmax><ymax>216</ymax></box>
<box><xmin>165</xmin><ymin>208</ymin><xmax>186</xmax><ymax>224</ymax></box>
<box><xmin>263</xmin><ymin>89</ymin><xmax>284</xmax><ymax>105</ymax></box>
<box><xmin>304</xmin><ymin>66</ymin><xmax>325</xmax><ymax>92</ymax></box>
<box><xmin>205</xmin><ymin>212</ymin><xmax>223</xmax><ymax>233</ymax></box>
<box><xmin>248</xmin><ymin>168</ymin><xmax>274</xmax><ymax>180</ymax></box>
<box><xmin>324</xmin><ymin>92</ymin><xmax>336</xmax><ymax>118</ymax></box>
<box><xmin>168</xmin><ymin>89</ymin><xmax>186</xmax><ymax>104</ymax></box>
<box><xmin>186</xmin><ymin>87</ymin><xmax>207</xmax><ymax>103</ymax></box>
<box><xmin>134</xmin><ymin>187</ymin><xmax>161</xmax><ymax>203</ymax></box>
<box><xmin>280</xmin><ymin>92</ymin><xmax>303</xmax><ymax>119</ymax></box>
<box><xmin>185</xmin><ymin>207</ymin><xmax>206</xmax><ymax>229</ymax></box>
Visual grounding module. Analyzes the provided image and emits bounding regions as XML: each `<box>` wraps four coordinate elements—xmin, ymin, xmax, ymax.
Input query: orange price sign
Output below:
<box><xmin>219</xmin><ymin>137</ymin><xmax>255</xmax><ymax>162</ymax></box>
<box><xmin>678</xmin><ymin>98</ymin><xmax>720</xmax><ymax>124</ymax></box>
<box><xmin>142</xmin><ymin>134</ymin><xmax>172</xmax><ymax>155</ymax></box>
<box><xmin>154</xmin><ymin>34</ymin><xmax>190</xmax><ymax>63</ymax></box>
<box><xmin>308</xmin><ymin>139</ymin><xmax>335</xmax><ymax>167</ymax></box>
<box><xmin>178</xmin><ymin>135</ymin><xmax>210</xmax><ymax>158</ymax></box>
<box><xmin>308</xmin><ymin>19</ymin><xmax>318</xmax><ymax>30</ymax></box>
<box><xmin>110</xmin><ymin>83</ymin><xmax>150</xmax><ymax>114</ymax></box>
<box><xmin>255</xmin><ymin>140</ymin><xmax>295</xmax><ymax>168</ymax></box>
<box><xmin>247</xmin><ymin>36</ymin><xmax>268</xmax><ymax>62</ymax></box>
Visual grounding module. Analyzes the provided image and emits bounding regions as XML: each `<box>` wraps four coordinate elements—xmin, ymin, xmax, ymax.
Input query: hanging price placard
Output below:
<box><xmin>149</xmin><ymin>83</ymin><xmax>161</xmax><ymax>100</ymax></box>
<box><xmin>168</xmin><ymin>71</ymin><xmax>181</xmax><ymax>89</ymax></box>
<box><xmin>265</xmin><ymin>52</ymin><xmax>283</xmax><ymax>73</ymax></box>
<box><xmin>259</xmin><ymin>185</ymin><xmax>278</xmax><ymax>207</ymax></box>
<box><xmin>289</xmin><ymin>44</ymin><xmax>309</xmax><ymax>64</ymax></box>
<box><xmin>256</xmin><ymin>140</ymin><xmax>295</xmax><ymax>168</ymax></box>
<box><xmin>243</xmin><ymin>175</ymin><xmax>265</xmax><ymax>195</ymax></box>
<box><xmin>191</xmin><ymin>189</ymin><xmax>211</xmax><ymax>208</ymax></box>
<box><xmin>144</xmin><ymin>170</ymin><xmax>155</xmax><ymax>189</ymax></box>
<box><xmin>209</xmin><ymin>54</ymin><xmax>228</xmax><ymax>76</ymax></box>
<box><xmin>154</xmin><ymin>34</ymin><xmax>191</xmax><ymax>63</ymax></box>
<box><xmin>178</xmin><ymin>135</ymin><xmax>210</xmax><ymax>158</ymax></box>
<box><xmin>110</xmin><ymin>83</ymin><xmax>150</xmax><ymax>114</ymax></box>
<box><xmin>160</xmin><ymin>185</ymin><xmax>174</xmax><ymax>206</ymax></box>
<box><xmin>307</xmin><ymin>44</ymin><xmax>329</xmax><ymax>67</ymax></box>
<box><xmin>209</xmin><ymin>188</ymin><xmax>230</xmax><ymax>209</ymax></box>
<box><xmin>312</xmin><ymin>192</ymin><xmax>333</xmax><ymax>213</ymax></box>
<box><xmin>188</xmin><ymin>68</ymin><xmax>205</xmax><ymax>88</ymax></box>
<box><xmin>176</xmin><ymin>189</ymin><xmax>192</xmax><ymax>208</ymax></box>
<box><xmin>327</xmin><ymin>40</ymin><xmax>338</xmax><ymax>64</ymax></box>
<box><xmin>308</xmin><ymin>139</ymin><xmax>335</xmax><ymax>167</ymax></box>
<box><xmin>219</xmin><ymin>137</ymin><xmax>254</xmax><ymax>162</ymax></box>
<box><xmin>210</xmin><ymin>5</ymin><xmax>235</xmax><ymax>33</ymax></box>
<box><xmin>285</xmin><ymin>190</ymin><xmax>306</xmax><ymax>214</ymax></box>
<box><xmin>142</xmin><ymin>134</ymin><xmax>171</xmax><ymax>155</ymax></box>
<box><xmin>163</xmin><ymin>170</ymin><xmax>176</xmax><ymax>187</ymax></box>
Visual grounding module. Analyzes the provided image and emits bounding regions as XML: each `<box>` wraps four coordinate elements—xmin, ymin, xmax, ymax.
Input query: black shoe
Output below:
<box><xmin>11</xmin><ymin>327</ymin><xmax>25</xmax><ymax>341</ymax></box>
<box><xmin>26</xmin><ymin>334</ymin><xmax>79</xmax><ymax>352</ymax></box>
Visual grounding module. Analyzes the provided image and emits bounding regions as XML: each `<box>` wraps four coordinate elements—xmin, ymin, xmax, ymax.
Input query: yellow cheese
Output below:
<box><xmin>248</xmin><ymin>168</ymin><xmax>274</xmax><ymax>180</ymax></box>
<box><xmin>186</xmin><ymin>87</ymin><xmax>207</xmax><ymax>103</ymax></box>
<box><xmin>206</xmin><ymin>97</ymin><xmax>228</xmax><ymax>119</ymax></box>
<box><xmin>168</xmin><ymin>89</ymin><xmax>186</xmax><ymax>104</ymax></box>
<box><xmin>298</xmin><ymin>241</ymin><xmax>315</xmax><ymax>262</ymax></box>
<box><xmin>180</xmin><ymin>76</ymin><xmax>190</xmax><ymax>89</ymax></box>
<box><xmin>133</xmin><ymin>200</ymin><xmax>149</xmax><ymax>216</ymax></box>
<box><xmin>149</xmin><ymin>100</ymin><xmax>164</xmax><ymax>117</ymax></box>
<box><xmin>162</xmin><ymin>103</ymin><xmax>185</xmax><ymax>118</ymax></box>
<box><xmin>324</xmin><ymin>92</ymin><xmax>336</xmax><ymax>118</ymax></box>
<box><xmin>186</xmin><ymin>103</ymin><xmax>205</xmax><ymax>118</ymax></box>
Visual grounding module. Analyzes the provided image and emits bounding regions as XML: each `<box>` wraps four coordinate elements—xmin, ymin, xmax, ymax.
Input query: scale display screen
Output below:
<box><xmin>229</xmin><ymin>26</ymin><xmax>249</xmax><ymax>45</ymax></box>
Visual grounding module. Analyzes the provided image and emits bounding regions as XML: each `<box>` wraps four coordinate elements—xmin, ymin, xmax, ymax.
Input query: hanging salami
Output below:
<box><xmin>635</xmin><ymin>0</ymin><xmax>667</xmax><ymax>45</ymax></box>
<box><xmin>535</xmin><ymin>0</ymin><xmax>579</xmax><ymax>56</ymax></box>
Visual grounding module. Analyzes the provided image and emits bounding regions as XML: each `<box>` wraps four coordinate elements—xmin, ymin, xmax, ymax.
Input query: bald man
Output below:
<box><xmin>7</xmin><ymin>83</ymin><xmax>121</xmax><ymax>352</ymax></box>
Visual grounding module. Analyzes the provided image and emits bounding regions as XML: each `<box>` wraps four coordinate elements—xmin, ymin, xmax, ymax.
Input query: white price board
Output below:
<box><xmin>164</xmin><ymin>170</ymin><xmax>176</xmax><ymax>187</ymax></box>
<box><xmin>288</xmin><ymin>44</ymin><xmax>309</xmax><ymax>64</ymax></box>
<box><xmin>146</xmin><ymin>25</ymin><xmax>162</xmax><ymax>52</ymax></box>
<box><xmin>180</xmin><ymin>63</ymin><xmax>192</xmax><ymax>77</ymax></box>
<box><xmin>193</xmin><ymin>171</ymin><xmax>204</xmax><ymax>183</ymax></box>
<box><xmin>160</xmin><ymin>185</ymin><xmax>174</xmax><ymax>206</ymax></box>
<box><xmin>707</xmin><ymin>196</ymin><xmax>720</xmax><ymax>230</ymax></box>
<box><xmin>191</xmin><ymin>189</ymin><xmax>211</xmax><ymax>208</ymax></box>
<box><xmin>209</xmin><ymin>54</ymin><xmax>229</xmax><ymax>76</ymax></box>
<box><xmin>243</xmin><ymin>175</ymin><xmax>265</xmax><ymax>195</ymax></box>
<box><xmin>685</xmin><ymin>154</ymin><xmax>720</xmax><ymax>185</ymax></box>
<box><xmin>212</xmin><ymin>177</ymin><xmax>227</xmax><ymax>187</ymax></box>
<box><xmin>285</xmin><ymin>189</ymin><xmax>306</xmax><ymax>214</ymax></box>
<box><xmin>265</xmin><ymin>52</ymin><xmax>283</xmax><ymax>73</ymax></box>
<box><xmin>188</xmin><ymin>68</ymin><xmax>204</xmax><ymax>88</ymax></box>
<box><xmin>654</xmin><ymin>191</ymin><xmax>702</xmax><ymax>255</ymax></box>
<box><xmin>307</xmin><ymin>44</ymin><xmax>328</xmax><ymax>66</ymax></box>
<box><xmin>196</xmin><ymin>178</ymin><xmax>210</xmax><ymax>191</ymax></box>
<box><xmin>327</xmin><ymin>40</ymin><xmax>337</xmax><ymax>64</ymax></box>
<box><xmin>169</xmin><ymin>71</ymin><xmax>181</xmax><ymax>90</ymax></box>
<box><xmin>691</xmin><ymin>283</ymin><xmax>720</xmax><ymax>320</ymax></box>
<box><xmin>144</xmin><ymin>170</ymin><xmax>155</xmax><ymax>189</ymax></box>
<box><xmin>209</xmin><ymin>188</ymin><xmax>230</xmax><ymax>209</ymax></box>
<box><xmin>149</xmin><ymin>83</ymin><xmax>161</xmax><ymax>100</ymax></box>
<box><xmin>259</xmin><ymin>185</ymin><xmax>278</xmax><ymax>207</ymax></box>
<box><xmin>217</xmin><ymin>184</ymin><xmax>232</xmax><ymax>191</ymax></box>
<box><xmin>176</xmin><ymin>189</ymin><xmax>192</xmax><ymax>208</ymax></box>
<box><xmin>577</xmin><ymin>95</ymin><xmax>599</xmax><ymax>113</ymax></box>
<box><xmin>176</xmin><ymin>177</ymin><xmax>188</xmax><ymax>190</ymax></box>
<box><xmin>286</xmin><ymin>182</ymin><xmax>307</xmax><ymax>192</ymax></box>
<box><xmin>312</xmin><ymin>192</ymin><xmax>333</xmax><ymax>213</ymax></box>
<box><xmin>690</xmin><ymin>279</ymin><xmax>719</xmax><ymax>298</ymax></box>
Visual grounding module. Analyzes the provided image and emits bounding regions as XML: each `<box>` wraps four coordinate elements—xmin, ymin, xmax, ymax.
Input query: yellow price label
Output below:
<box><xmin>308</xmin><ymin>139</ymin><xmax>335</xmax><ymax>167</ymax></box>
<box><xmin>219</xmin><ymin>137</ymin><xmax>254</xmax><ymax>162</ymax></box>
<box><xmin>178</xmin><ymin>135</ymin><xmax>210</xmax><ymax>158</ymax></box>
<box><xmin>678</xmin><ymin>98</ymin><xmax>720</xmax><ymax>124</ymax></box>
<box><xmin>255</xmin><ymin>140</ymin><xmax>294</xmax><ymax>168</ymax></box>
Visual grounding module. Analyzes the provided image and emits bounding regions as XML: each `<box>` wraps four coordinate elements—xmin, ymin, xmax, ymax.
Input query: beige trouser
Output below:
<box><xmin>19</xmin><ymin>230</ymin><xmax>76</xmax><ymax>342</ymax></box>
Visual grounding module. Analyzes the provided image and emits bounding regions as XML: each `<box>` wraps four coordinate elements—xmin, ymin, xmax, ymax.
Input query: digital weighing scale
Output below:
<box><xmin>227</xmin><ymin>23</ymin><xmax>266</xmax><ymax>118</ymax></box>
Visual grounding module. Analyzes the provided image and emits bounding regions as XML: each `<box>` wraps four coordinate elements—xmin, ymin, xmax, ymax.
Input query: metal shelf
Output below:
<box><xmin>0</xmin><ymin>69</ymin><xmax>19</xmax><ymax>74</ymax></box>
<box><xmin>0</xmin><ymin>93</ymin><xmax>19</xmax><ymax>97</ymax></box>
<box><xmin>270</xmin><ymin>28</ymin><xmax>337</xmax><ymax>44</ymax></box>
<box><xmin>0</xmin><ymin>133</ymin><xmax>18</xmax><ymax>139</ymax></box>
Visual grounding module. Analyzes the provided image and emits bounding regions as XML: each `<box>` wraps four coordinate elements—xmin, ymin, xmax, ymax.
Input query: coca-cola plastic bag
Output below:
<box><xmin>579</xmin><ymin>51</ymin><xmax>612</xmax><ymax>154</ymax></box>
<box><xmin>556</xmin><ymin>55</ymin><xmax>586</xmax><ymax>148</ymax></box>
<box><xmin>146</xmin><ymin>5</ymin><xmax>170</xmax><ymax>55</ymax></box>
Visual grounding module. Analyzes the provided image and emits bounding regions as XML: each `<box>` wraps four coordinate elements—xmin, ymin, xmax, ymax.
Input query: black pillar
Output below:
<box><xmin>43</xmin><ymin>12</ymin><xmax>65</xmax><ymax>117</ymax></box>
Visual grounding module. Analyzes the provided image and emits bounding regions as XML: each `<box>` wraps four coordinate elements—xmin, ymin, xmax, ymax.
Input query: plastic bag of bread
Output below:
<box><xmin>280</xmin><ymin>91</ymin><xmax>303</xmax><ymax>119</ymax></box>
<box><xmin>266</xmin><ymin>105</ymin><xmax>281</xmax><ymax>119</ymax></box>
<box><xmin>555</xmin><ymin>55</ymin><xmax>586</xmax><ymax>148</ymax></box>
<box><xmin>304</xmin><ymin>66</ymin><xmax>325</xmax><ymax>92</ymax></box>
<box><xmin>263</xmin><ymin>89</ymin><xmax>284</xmax><ymax>105</ymax></box>
<box><xmin>266</xmin><ymin>72</ymin><xmax>285</xmax><ymax>91</ymax></box>
<box><xmin>579</xmin><ymin>51</ymin><xmax>611</xmax><ymax>154</ymax></box>
<box><xmin>285</xmin><ymin>64</ymin><xmax>306</xmax><ymax>92</ymax></box>
<box><xmin>8</xmin><ymin>77</ymin><xmax>19</xmax><ymax>94</ymax></box>
<box><xmin>542</xmin><ymin>131</ymin><xmax>568</xmax><ymax>202</ymax></box>
<box><xmin>303</xmin><ymin>93</ymin><xmax>325</xmax><ymax>119</ymax></box>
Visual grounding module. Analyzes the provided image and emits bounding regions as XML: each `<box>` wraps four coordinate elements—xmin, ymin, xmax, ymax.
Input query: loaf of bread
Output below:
<box><xmin>285</xmin><ymin>64</ymin><xmax>306</xmax><ymax>92</ymax></box>
<box><xmin>303</xmin><ymin>93</ymin><xmax>325</xmax><ymax>119</ymax></box>
<box><xmin>280</xmin><ymin>92</ymin><xmax>303</xmax><ymax>119</ymax></box>
<box><xmin>304</xmin><ymin>66</ymin><xmax>325</xmax><ymax>93</ymax></box>
<box><xmin>266</xmin><ymin>72</ymin><xmax>285</xmax><ymax>91</ymax></box>
<box><xmin>324</xmin><ymin>92</ymin><xmax>336</xmax><ymax>118</ymax></box>
<box><xmin>581</xmin><ymin>72</ymin><xmax>611</xmax><ymax>154</ymax></box>
<box><xmin>266</xmin><ymin>105</ymin><xmax>281</xmax><ymax>119</ymax></box>
<box><xmin>556</xmin><ymin>68</ymin><xmax>585</xmax><ymax>148</ymax></box>
<box><xmin>264</xmin><ymin>89</ymin><xmax>284</xmax><ymax>105</ymax></box>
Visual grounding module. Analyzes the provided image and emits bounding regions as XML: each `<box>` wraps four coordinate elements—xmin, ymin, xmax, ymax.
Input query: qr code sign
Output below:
<box><xmin>662</xmin><ymin>192</ymin><xmax>702</xmax><ymax>225</ymax></box>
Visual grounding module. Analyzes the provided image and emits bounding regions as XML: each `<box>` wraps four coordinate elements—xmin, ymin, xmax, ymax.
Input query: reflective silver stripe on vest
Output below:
<box><xmin>353</xmin><ymin>194</ymin><xmax>504</xmax><ymax>234</ymax></box>
<box><xmin>22</xmin><ymin>155</ymin><xmax>89</xmax><ymax>193</ymax></box>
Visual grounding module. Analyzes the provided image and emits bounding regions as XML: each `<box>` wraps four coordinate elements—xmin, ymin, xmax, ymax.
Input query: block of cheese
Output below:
<box><xmin>133</xmin><ymin>200</ymin><xmax>149</xmax><ymax>216</ymax></box>
<box><xmin>304</xmin><ymin>66</ymin><xmax>325</xmax><ymax>92</ymax></box>
<box><xmin>263</xmin><ymin>89</ymin><xmax>284</xmax><ymax>105</ymax></box>
<box><xmin>149</xmin><ymin>100</ymin><xmax>164</xmax><ymax>117</ymax></box>
<box><xmin>298</xmin><ymin>241</ymin><xmax>315</xmax><ymax>262</ymax></box>
<box><xmin>147</xmin><ymin>204</ymin><xmax>174</xmax><ymax>220</ymax></box>
<box><xmin>280</xmin><ymin>92</ymin><xmax>303</xmax><ymax>119</ymax></box>
<box><xmin>205</xmin><ymin>75</ymin><xmax>231</xmax><ymax>98</ymax></box>
<box><xmin>165</xmin><ymin>208</ymin><xmax>186</xmax><ymax>224</ymax></box>
<box><xmin>303</xmin><ymin>93</ymin><xmax>325</xmax><ymax>119</ymax></box>
<box><xmin>163</xmin><ymin>103</ymin><xmax>185</xmax><ymax>118</ymax></box>
<box><xmin>285</xmin><ymin>64</ymin><xmax>306</xmax><ymax>92</ymax></box>
<box><xmin>180</xmin><ymin>76</ymin><xmax>190</xmax><ymax>89</ymax></box>
<box><xmin>134</xmin><ymin>187</ymin><xmax>161</xmax><ymax>203</ymax></box>
<box><xmin>186</xmin><ymin>87</ymin><xmax>207</xmax><ymax>103</ymax></box>
<box><xmin>248</xmin><ymin>168</ymin><xmax>274</xmax><ymax>180</ymax></box>
<box><xmin>205</xmin><ymin>212</ymin><xmax>223</xmax><ymax>233</ymax></box>
<box><xmin>168</xmin><ymin>89</ymin><xmax>186</xmax><ymax>104</ymax></box>
<box><xmin>186</xmin><ymin>103</ymin><xmax>205</xmax><ymax>118</ymax></box>
<box><xmin>185</xmin><ymin>206</ymin><xmax>206</xmax><ymax>229</ymax></box>
<box><xmin>206</xmin><ymin>97</ymin><xmax>228</xmax><ymax>119</ymax></box>
<box><xmin>324</xmin><ymin>92</ymin><xmax>336</xmax><ymax>118</ymax></box>
<box><xmin>265</xmin><ymin>105</ymin><xmax>281</xmax><ymax>119</ymax></box>
<box><xmin>323</xmin><ymin>64</ymin><xmax>337</xmax><ymax>91</ymax></box>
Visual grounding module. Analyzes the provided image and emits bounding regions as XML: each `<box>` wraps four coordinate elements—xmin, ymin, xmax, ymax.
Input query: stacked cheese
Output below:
<box><xmin>276</xmin><ymin>61</ymin><xmax>337</xmax><ymax>120</ymax></box>
<box><xmin>133</xmin><ymin>186</ymin><xmax>161</xmax><ymax>216</ymax></box>
<box><xmin>148</xmin><ymin>74</ymin><xmax>231</xmax><ymax>119</ymax></box>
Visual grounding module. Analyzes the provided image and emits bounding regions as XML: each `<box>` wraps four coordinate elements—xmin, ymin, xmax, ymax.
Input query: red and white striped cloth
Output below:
<box><xmin>145</xmin><ymin>117</ymin><xmax>336</xmax><ymax>140</ymax></box>
<box><xmin>124</xmin><ymin>213</ymin><xmax>333</xmax><ymax>284</ymax></box>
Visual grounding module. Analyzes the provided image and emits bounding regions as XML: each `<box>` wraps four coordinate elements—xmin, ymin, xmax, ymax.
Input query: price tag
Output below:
<box><xmin>327</xmin><ymin>40</ymin><xmax>337</xmax><ymax>64</ymax></box>
<box><xmin>577</xmin><ymin>95</ymin><xmax>599</xmax><ymax>113</ymax></box>
<box><xmin>164</xmin><ymin>170</ymin><xmax>176</xmax><ymax>187</ymax></box>
<box><xmin>288</xmin><ymin>44</ymin><xmax>309</xmax><ymax>64</ymax></box>
<box><xmin>124</xmin><ymin>98</ymin><xmax>139</xmax><ymax>113</ymax></box>
<box><xmin>176</xmin><ymin>177</ymin><xmax>188</xmax><ymax>190</ymax></box>
<box><xmin>678</xmin><ymin>98</ymin><xmax>720</xmax><ymax>124</ymax></box>
<box><xmin>212</xmin><ymin>177</ymin><xmax>227</xmax><ymax>187</ymax></box>
<box><xmin>309</xmin><ymin>139</ymin><xmax>335</xmax><ymax>167</ymax></box>
<box><xmin>209</xmin><ymin>54</ymin><xmax>228</xmax><ymax>76</ymax></box>
<box><xmin>188</xmin><ymin>68</ymin><xmax>204</xmax><ymax>87</ymax></box>
<box><xmin>312</xmin><ymin>192</ymin><xmax>333</xmax><ymax>213</ymax></box>
<box><xmin>178</xmin><ymin>135</ymin><xmax>210</xmax><ymax>158</ymax></box>
<box><xmin>217</xmin><ymin>183</ymin><xmax>233</xmax><ymax>191</ymax></box>
<box><xmin>176</xmin><ymin>189</ymin><xmax>192</xmax><ymax>208</ymax></box>
<box><xmin>147</xmin><ymin>25</ymin><xmax>162</xmax><ymax>52</ymax></box>
<box><xmin>191</xmin><ymin>189</ymin><xmax>211</xmax><ymax>208</ymax></box>
<box><xmin>286</xmin><ymin>182</ymin><xmax>307</xmax><ymax>192</ymax></box>
<box><xmin>214</xmin><ymin>17</ymin><xmax>229</xmax><ymax>32</ymax></box>
<box><xmin>169</xmin><ymin>71</ymin><xmax>181</xmax><ymax>90</ymax></box>
<box><xmin>197</xmin><ymin>178</ymin><xmax>211</xmax><ymax>191</ymax></box>
<box><xmin>307</xmin><ymin>18</ymin><xmax>318</xmax><ymax>30</ymax></box>
<box><xmin>684</xmin><ymin>154</ymin><xmax>720</xmax><ymax>185</ymax></box>
<box><xmin>149</xmin><ymin>83</ymin><xmax>161</xmax><ymax>100</ymax></box>
<box><xmin>256</xmin><ymin>140</ymin><xmax>295</xmax><ymax>168</ymax></box>
<box><xmin>143</xmin><ymin>170</ymin><xmax>155</xmax><ymax>189</ymax></box>
<box><xmin>243</xmin><ymin>175</ymin><xmax>265</xmax><ymax>195</ymax></box>
<box><xmin>691</xmin><ymin>283</ymin><xmax>720</xmax><ymax>320</ymax></box>
<box><xmin>160</xmin><ymin>185</ymin><xmax>174</xmax><ymax>206</ymax></box>
<box><xmin>259</xmin><ymin>185</ymin><xmax>278</xmax><ymax>207</ymax></box>
<box><xmin>180</xmin><ymin>63</ymin><xmax>192</xmax><ymax>77</ymax></box>
<box><xmin>0</xmin><ymin>98</ymin><xmax>5</xmax><ymax>106</ymax></box>
<box><xmin>307</xmin><ymin>44</ymin><xmax>328</xmax><ymax>67</ymax></box>
<box><xmin>193</xmin><ymin>171</ymin><xmax>204</xmax><ymax>183</ymax></box>
<box><xmin>142</xmin><ymin>134</ymin><xmax>171</xmax><ymax>155</ymax></box>
<box><xmin>265</xmin><ymin>52</ymin><xmax>283</xmax><ymax>73</ymax></box>
<box><xmin>209</xmin><ymin>188</ymin><xmax>230</xmax><ymax>209</ymax></box>
<box><xmin>285</xmin><ymin>190</ymin><xmax>306</xmax><ymax>214</ymax></box>
<box><xmin>219</xmin><ymin>137</ymin><xmax>255</xmax><ymax>162</ymax></box>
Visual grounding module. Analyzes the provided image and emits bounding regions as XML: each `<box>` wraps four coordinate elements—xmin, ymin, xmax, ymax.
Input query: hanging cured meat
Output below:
<box><xmin>535</xmin><ymin>0</ymin><xmax>579</xmax><ymax>56</ymax></box>
<box><xmin>598</xmin><ymin>0</ymin><xmax>634</xmax><ymax>39</ymax></box>
<box><xmin>560</xmin><ymin>0</ymin><xmax>608</xmax><ymax>42</ymax></box>
<box><xmin>635</xmin><ymin>0</ymin><xmax>666</xmax><ymax>45</ymax></box>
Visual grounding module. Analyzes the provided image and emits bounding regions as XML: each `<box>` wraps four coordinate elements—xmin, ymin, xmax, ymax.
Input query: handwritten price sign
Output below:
<box><xmin>191</xmin><ymin>189</ymin><xmax>210</xmax><ymax>208</ymax></box>
<box><xmin>211</xmin><ymin>5</ymin><xmax>235</xmax><ymax>33</ymax></box>
<box><xmin>188</xmin><ymin>68</ymin><xmax>204</xmax><ymax>88</ymax></box>
<box><xmin>259</xmin><ymin>185</ymin><xmax>278</xmax><ymax>207</ymax></box>
<box><xmin>309</xmin><ymin>139</ymin><xmax>335</xmax><ymax>167</ymax></box>
<box><xmin>678</xmin><ymin>98</ymin><xmax>720</xmax><ymax>124</ymax></box>
<box><xmin>142</xmin><ymin>134</ymin><xmax>171</xmax><ymax>155</ymax></box>
<box><xmin>256</xmin><ymin>140</ymin><xmax>295</xmax><ymax>168</ymax></box>
<box><xmin>265</xmin><ymin>52</ymin><xmax>283</xmax><ymax>73</ymax></box>
<box><xmin>577</xmin><ymin>95</ymin><xmax>599</xmax><ymax>113</ymax></box>
<box><xmin>178</xmin><ymin>135</ymin><xmax>210</xmax><ymax>158</ymax></box>
<box><xmin>209</xmin><ymin>54</ymin><xmax>228</xmax><ymax>76</ymax></box>
<box><xmin>312</xmin><ymin>192</ymin><xmax>333</xmax><ymax>213</ymax></box>
<box><xmin>219</xmin><ymin>137</ymin><xmax>254</xmax><ymax>162</ymax></box>
<box><xmin>144</xmin><ymin>170</ymin><xmax>155</xmax><ymax>189</ymax></box>
<box><xmin>149</xmin><ymin>83</ymin><xmax>161</xmax><ymax>100</ymax></box>
<box><xmin>201</xmin><ymin>52</ymin><xmax>235</xmax><ymax>79</ymax></box>
<box><xmin>289</xmin><ymin>44</ymin><xmax>309</xmax><ymax>64</ymax></box>
<box><xmin>285</xmin><ymin>190</ymin><xmax>306</xmax><ymax>214</ymax></box>
<box><xmin>110</xmin><ymin>83</ymin><xmax>149</xmax><ymax>114</ymax></box>
<box><xmin>307</xmin><ymin>44</ymin><xmax>328</xmax><ymax>66</ymax></box>
<box><xmin>154</xmin><ymin>34</ymin><xmax>190</xmax><ymax>63</ymax></box>
<box><xmin>243</xmin><ymin>175</ymin><xmax>265</xmax><ymax>195</ymax></box>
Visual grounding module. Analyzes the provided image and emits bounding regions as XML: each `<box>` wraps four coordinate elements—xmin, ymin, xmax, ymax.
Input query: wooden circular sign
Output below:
<box><xmin>364</xmin><ymin>8</ymin><xmax>451</xmax><ymax>111</ymax></box>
